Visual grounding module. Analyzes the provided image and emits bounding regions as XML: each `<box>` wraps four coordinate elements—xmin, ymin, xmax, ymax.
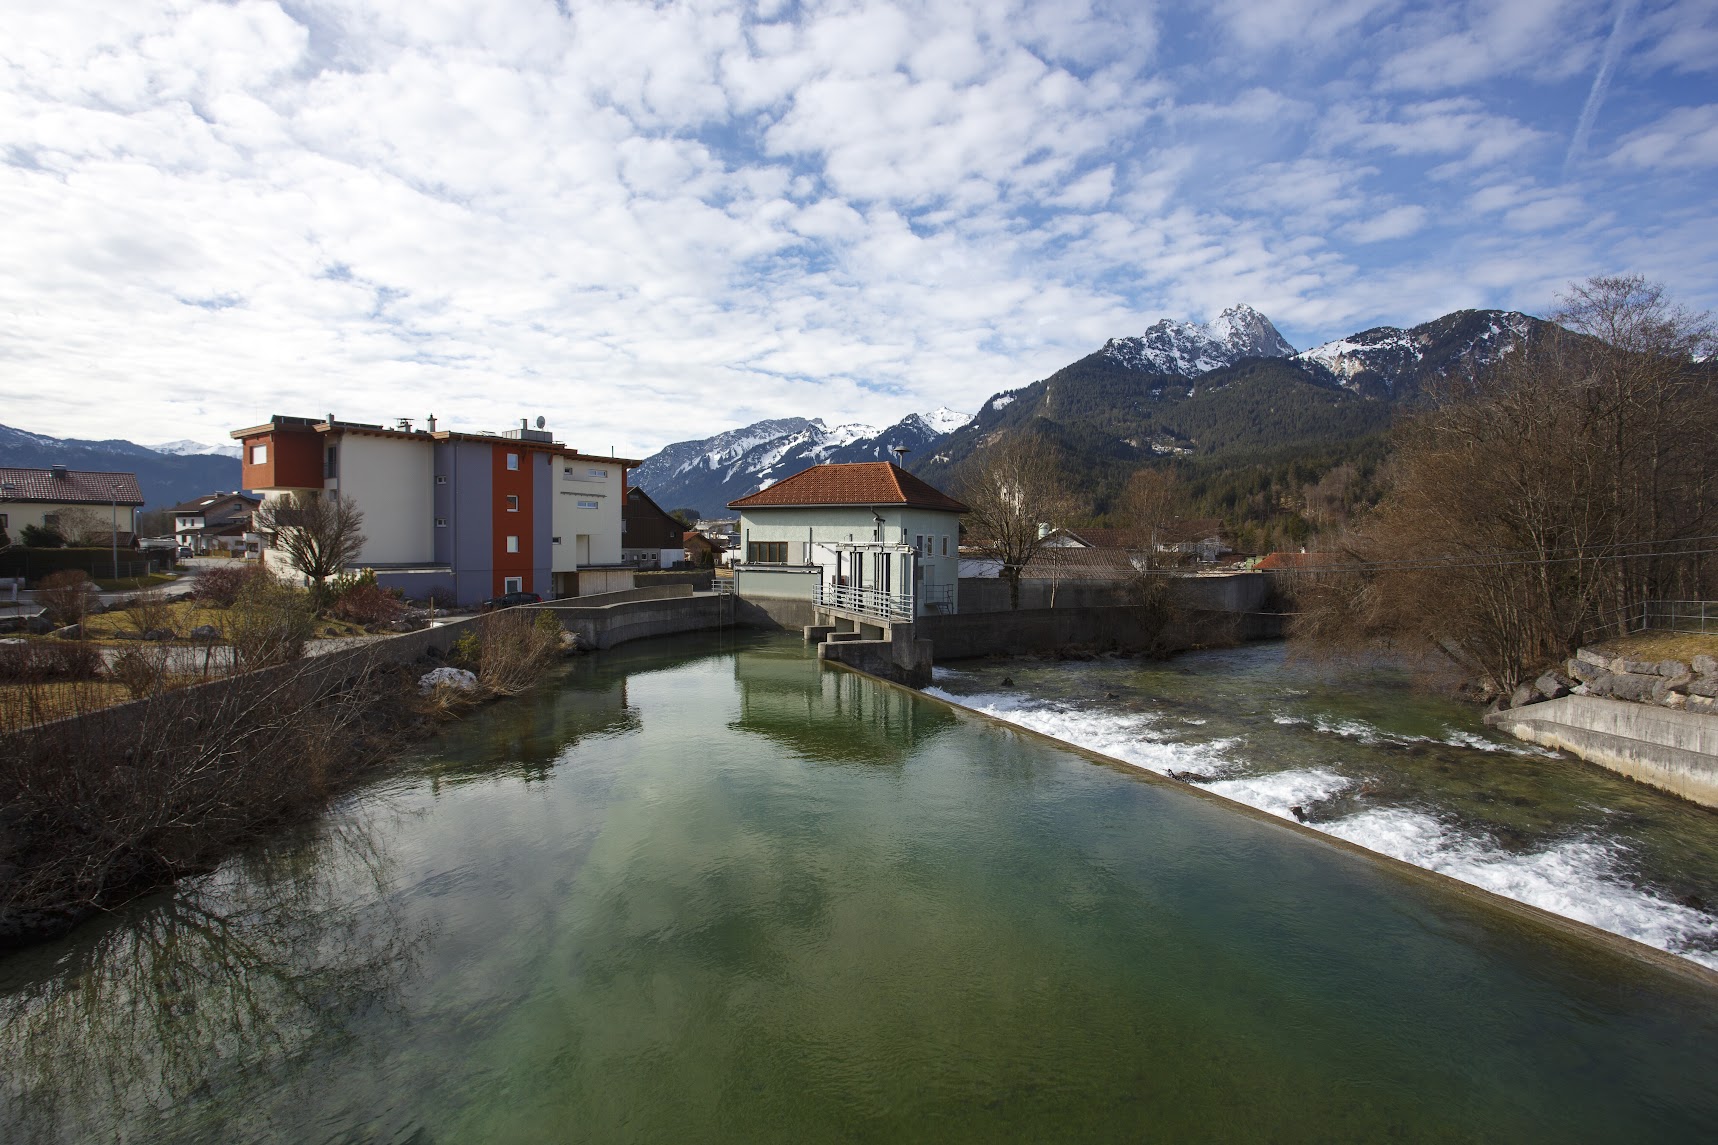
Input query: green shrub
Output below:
<box><xmin>222</xmin><ymin>576</ymin><xmax>315</xmax><ymax>671</ymax></box>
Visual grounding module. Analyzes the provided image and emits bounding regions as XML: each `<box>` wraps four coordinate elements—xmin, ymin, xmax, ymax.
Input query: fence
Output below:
<box><xmin>816</xmin><ymin>583</ymin><xmax>914</xmax><ymax>622</ymax></box>
<box><xmin>1597</xmin><ymin>600</ymin><xmax>1718</xmax><ymax>637</ymax></box>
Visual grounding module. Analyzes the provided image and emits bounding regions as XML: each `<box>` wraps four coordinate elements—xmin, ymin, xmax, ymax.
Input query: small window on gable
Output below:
<box><xmin>506</xmin><ymin>535</ymin><xmax>519</xmax><ymax>553</ymax></box>
<box><xmin>506</xmin><ymin>495</ymin><xmax>519</xmax><ymax>512</ymax></box>
<box><xmin>577</xmin><ymin>499</ymin><xmax>599</xmax><ymax>509</ymax></box>
<box><xmin>436</xmin><ymin>475</ymin><xmax>448</xmax><ymax>485</ymax></box>
<box><xmin>250</xmin><ymin>444</ymin><xmax>267</xmax><ymax>465</ymax></box>
<box><xmin>435</xmin><ymin>517</ymin><xmax>447</xmax><ymax>528</ymax></box>
<box><xmin>587</xmin><ymin>468</ymin><xmax>607</xmax><ymax>479</ymax></box>
<box><xmin>506</xmin><ymin>453</ymin><xmax>519</xmax><ymax>471</ymax></box>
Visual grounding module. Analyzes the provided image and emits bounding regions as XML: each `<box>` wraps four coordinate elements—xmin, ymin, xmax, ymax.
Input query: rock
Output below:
<box><xmin>1687</xmin><ymin>677</ymin><xmax>1718</xmax><ymax>699</ymax></box>
<box><xmin>1608</xmin><ymin>673</ymin><xmax>1657</xmax><ymax>703</ymax></box>
<box><xmin>418</xmin><ymin>666</ymin><xmax>479</xmax><ymax>695</ymax></box>
<box><xmin>25</xmin><ymin>615</ymin><xmax>53</xmax><ymax>635</ymax></box>
<box><xmin>53</xmin><ymin>624</ymin><xmax>83</xmax><ymax>640</ymax></box>
<box><xmin>110</xmin><ymin>630</ymin><xmax>142</xmax><ymax>640</ymax></box>
<box><xmin>1660</xmin><ymin>692</ymin><xmax>1688</xmax><ymax>710</ymax></box>
<box><xmin>1653</xmin><ymin>673</ymin><xmax>1692</xmax><ymax>703</ymax></box>
<box><xmin>383</xmin><ymin>619</ymin><xmax>421</xmax><ymax>633</ymax></box>
<box><xmin>0</xmin><ymin>617</ymin><xmax>20</xmax><ymax>634</ymax></box>
<box><xmin>1534</xmin><ymin>674</ymin><xmax>1569</xmax><ymax>700</ymax></box>
<box><xmin>1584</xmin><ymin>671</ymin><xmax>1614</xmax><ymax>696</ymax></box>
<box><xmin>1694</xmin><ymin>654</ymin><xmax>1718</xmax><ymax>678</ymax></box>
<box><xmin>1567</xmin><ymin>658</ymin><xmax>1606</xmax><ymax>684</ymax></box>
<box><xmin>1510</xmin><ymin>683</ymin><xmax>1539</xmax><ymax>708</ymax></box>
<box><xmin>143</xmin><ymin>628</ymin><xmax>173</xmax><ymax>641</ymax></box>
<box><xmin>1575</xmin><ymin>648</ymin><xmax>1611</xmax><ymax>668</ymax></box>
<box><xmin>323</xmin><ymin>626</ymin><xmax>342</xmax><ymax>636</ymax></box>
<box><xmin>1689</xmin><ymin>695</ymin><xmax>1718</xmax><ymax>714</ymax></box>
<box><xmin>1570</xmin><ymin>683</ymin><xmax>1590</xmax><ymax>696</ymax></box>
<box><xmin>1658</xmin><ymin>660</ymin><xmax>1689</xmax><ymax>678</ymax></box>
<box><xmin>1620</xmin><ymin>659</ymin><xmax>1659</xmax><ymax>676</ymax></box>
<box><xmin>190</xmin><ymin>624</ymin><xmax>221</xmax><ymax>640</ymax></box>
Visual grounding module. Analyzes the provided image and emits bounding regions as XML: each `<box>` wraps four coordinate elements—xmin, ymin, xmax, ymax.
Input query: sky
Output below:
<box><xmin>3</xmin><ymin>0</ymin><xmax>1714</xmax><ymax>457</ymax></box>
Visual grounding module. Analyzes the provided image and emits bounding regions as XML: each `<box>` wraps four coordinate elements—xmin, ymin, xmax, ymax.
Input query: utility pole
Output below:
<box><xmin>111</xmin><ymin>485</ymin><xmax>120</xmax><ymax>581</ymax></box>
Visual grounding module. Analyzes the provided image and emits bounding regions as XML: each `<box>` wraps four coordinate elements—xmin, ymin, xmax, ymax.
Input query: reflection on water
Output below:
<box><xmin>0</xmin><ymin>809</ymin><xmax>427</xmax><ymax>1143</ymax></box>
<box><xmin>3</xmin><ymin>632</ymin><xmax>1718</xmax><ymax>1143</ymax></box>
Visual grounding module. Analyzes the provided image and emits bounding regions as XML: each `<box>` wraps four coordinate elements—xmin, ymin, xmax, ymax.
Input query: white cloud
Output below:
<box><xmin>1610</xmin><ymin>104</ymin><xmax>1718</xmax><ymax>169</ymax></box>
<box><xmin>1342</xmin><ymin>203</ymin><xmax>1428</xmax><ymax>241</ymax></box>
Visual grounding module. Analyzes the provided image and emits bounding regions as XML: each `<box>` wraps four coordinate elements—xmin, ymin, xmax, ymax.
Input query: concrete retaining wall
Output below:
<box><xmin>1487</xmin><ymin>695</ymin><xmax>1718</xmax><ymax>807</ymax></box>
<box><xmin>954</xmin><ymin>571</ymin><xmax>1272</xmax><ymax>616</ymax></box>
<box><xmin>541</xmin><ymin>593</ymin><xmax>731</xmax><ymax>650</ymax></box>
<box><xmin>919</xmin><ymin>606</ymin><xmax>1167</xmax><ymax>659</ymax></box>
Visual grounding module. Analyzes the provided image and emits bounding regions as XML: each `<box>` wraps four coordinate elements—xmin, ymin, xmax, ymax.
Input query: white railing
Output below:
<box><xmin>818</xmin><ymin>583</ymin><xmax>914</xmax><ymax>622</ymax></box>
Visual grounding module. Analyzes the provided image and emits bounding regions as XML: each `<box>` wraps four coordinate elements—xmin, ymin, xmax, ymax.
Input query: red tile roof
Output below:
<box><xmin>1255</xmin><ymin>551</ymin><xmax>1319</xmax><ymax>570</ymax></box>
<box><xmin>728</xmin><ymin>462</ymin><xmax>968</xmax><ymax>513</ymax></box>
<box><xmin>0</xmin><ymin>467</ymin><xmax>145</xmax><ymax>506</ymax></box>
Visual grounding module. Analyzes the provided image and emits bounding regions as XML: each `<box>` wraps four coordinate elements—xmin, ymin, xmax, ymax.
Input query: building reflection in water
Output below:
<box><xmin>730</xmin><ymin>646</ymin><xmax>956</xmax><ymax>765</ymax></box>
<box><xmin>0</xmin><ymin>804</ymin><xmax>428</xmax><ymax>1143</ymax></box>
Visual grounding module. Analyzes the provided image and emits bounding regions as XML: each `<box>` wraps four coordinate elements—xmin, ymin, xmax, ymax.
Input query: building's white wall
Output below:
<box><xmin>737</xmin><ymin>505</ymin><xmax>963</xmax><ymax>611</ymax></box>
<box><xmin>552</xmin><ymin>461</ymin><xmax>623</xmax><ymax>570</ymax></box>
<box><xmin>330</xmin><ymin>434</ymin><xmax>435</xmax><ymax>564</ymax></box>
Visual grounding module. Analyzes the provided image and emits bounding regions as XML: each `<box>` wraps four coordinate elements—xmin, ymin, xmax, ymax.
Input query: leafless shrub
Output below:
<box><xmin>37</xmin><ymin>570</ymin><xmax>95</xmax><ymax>628</ymax></box>
<box><xmin>221</xmin><ymin>575</ymin><xmax>315</xmax><ymax>671</ymax></box>
<box><xmin>959</xmin><ymin>434</ymin><xmax>1079</xmax><ymax>609</ymax></box>
<box><xmin>109</xmin><ymin>645</ymin><xmax>170</xmax><ymax>699</ymax></box>
<box><xmin>191</xmin><ymin>563</ymin><xmax>262</xmax><ymax>608</ymax></box>
<box><xmin>0</xmin><ymin>640</ymin><xmax>103</xmax><ymax>683</ymax></box>
<box><xmin>331</xmin><ymin>582</ymin><xmax>406</xmax><ymax>625</ymax></box>
<box><xmin>472</xmin><ymin>609</ymin><xmax>564</xmax><ymax>696</ymax></box>
<box><xmin>122</xmin><ymin>588</ymin><xmax>174</xmax><ymax>638</ymax></box>
<box><xmin>0</xmin><ymin>651</ymin><xmax>410</xmax><ymax>944</ymax></box>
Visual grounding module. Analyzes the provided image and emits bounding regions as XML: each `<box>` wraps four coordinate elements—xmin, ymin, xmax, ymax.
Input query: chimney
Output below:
<box><xmin>50</xmin><ymin>463</ymin><xmax>68</xmax><ymax>479</ymax></box>
<box><xmin>427</xmin><ymin>414</ymin><xmax>437</xmax><ymax>432</ymax></box>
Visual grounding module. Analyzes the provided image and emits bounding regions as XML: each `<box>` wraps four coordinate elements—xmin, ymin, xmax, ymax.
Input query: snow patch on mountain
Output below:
<box><xmin>1103</xmin><ymin>304</ymin><xmax>1295</xmax><ymax>377</ymax></box>
<box><xmin>919</xmin><ymin>406</ymin><xmax>973</xmax><ymax>434</ymax></box>
<box><xmin>149</xmin><ymin>439</ymin><xmax>244</xmax><ymax>459</ymax></box>
<box><xmin>1295</xmin><ymin>310</ymin><xmax>1538</xmax><ymax>397</ymax></box>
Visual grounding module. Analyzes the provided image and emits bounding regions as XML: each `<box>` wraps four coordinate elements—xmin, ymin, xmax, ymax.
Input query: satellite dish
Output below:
<box><xmin>535</xmin><ymin>415</ymin><xmax>546</xmax><ymax>429</ymax></box>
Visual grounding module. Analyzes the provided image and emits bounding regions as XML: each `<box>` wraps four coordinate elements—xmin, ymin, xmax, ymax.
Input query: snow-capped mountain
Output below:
<box><xmin>1296</xmin><ymin>309</ymin><xmax>1542</xmax><ymax>400</ymax></box>
<box><xmin>0</xmin><ymin>423</ymin><xmax>241</xmax><ymax>509</ymax></box>
<box><xmin>148</xmin><ymin>439</ymin><xmax>244</xmax><ymax>459</ymax></box>
<box><xmin>630</xmin><ymin>408</ymin><xmax>971</xmax><ymax>518</ymax></box>
<box><xmin>1101</xmin><ymin>304</ymin><xmax>1295</xmax><ymax>376</ymax></box>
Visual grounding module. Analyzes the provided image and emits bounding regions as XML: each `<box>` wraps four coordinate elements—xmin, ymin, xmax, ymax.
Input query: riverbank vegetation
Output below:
<box><xmin>1287</xmin><ymin>276</ymin><xmax>1717</xmax><ymax>693</ymax></box>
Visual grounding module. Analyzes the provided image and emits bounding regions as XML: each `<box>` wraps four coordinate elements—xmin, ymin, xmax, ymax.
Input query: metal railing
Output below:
<box><xmin>920</xmin><ymin>583</ymin><xmax>954</xmax><ymax>614</ymax></box>
<box><xmin>818</xmin><ymin>583</ymin><xmax>915</xmax><ymax>622</ymax></box>
<box><xmin>1639</xmin><ymin>600</ymin><xmax>1718</xmax><ymax>634</ymax></box>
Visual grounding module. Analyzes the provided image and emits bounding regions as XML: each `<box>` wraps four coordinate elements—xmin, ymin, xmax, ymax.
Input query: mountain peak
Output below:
<box><xmin>1102</xmin><ymin>304</ymin><xmax>1294</xmax><ymax>377</ymax></box>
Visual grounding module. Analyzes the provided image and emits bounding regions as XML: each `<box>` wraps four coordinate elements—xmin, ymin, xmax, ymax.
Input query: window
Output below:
<box><xmin>551</xmin><ymin>536</ymin><xmax>561</xmax><ymax>545</ymax></box>
<box><xmin>587</xmin><ymin>468</ymin><xmax>608</xmax><ymax>479</ymax></box>
<box><xmin>621</xmin><ymin>519</ymin><xmax>628</xmax><ymax>533</ymax></box>
<box><xmin>503</xmin><ymin>576</ymin><xmax>523</xmax><ymax>594</ymax></box>
<box><xmin>747</xmin><ymin>541</ymin><xmax>787</xmax><ymax>564</ymax></box>
<box><xmin>43</xmin><ymin>513</ymin><xmax>59</xmax><ymax>528</ymax></box>
<box><xmin>506</xmin><ymin>495</ymin><xmax>519</xmax><ymax>512</ymax></box>
<box><xmin>915</xmin><ymin>534</ymin><xmax>924</xmax><ymax>553</ymax></box>
<box><xmin>577</xmin><ymin>499</ymin><xmax>599</xmax><ymax>509</ymax></box>
<box><xmin>324</xmin><ymin>445</ymin><xmax>338</xmax><ymax>478</ymax></box>
<box><xmin>506</xmin><ymin>453</ymin><xmax>519</xmax><ymax>471</ymax></box>
<box><xmin>0</xmin><ymin>513</ymin><xmax>7</xmax><ymax>529</ymax></box>
<box><xmin>436</xmin><ymin>475</ymin><xmax>448</xmax><ymax>485</ymax></box>
<box><xmin>435</xmin><ymin>517</ymin><xmax>447</xmax><ymax>528</ymax></box>
<box><xmin>506</xmin><ymin>535</ymin><xmax>519</xmax><ymax>553</ymax></box>
<box><xmin>250</xmin><ymin>444</ymin><xmax>267</xmax><ymax>465</ymax></box>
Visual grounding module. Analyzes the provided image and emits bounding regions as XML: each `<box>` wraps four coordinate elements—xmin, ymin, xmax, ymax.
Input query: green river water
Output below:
<box><xmin>4</xmin><ymin>632</ymin><xmax>1718</xmax><ymax>1142</ymax></box>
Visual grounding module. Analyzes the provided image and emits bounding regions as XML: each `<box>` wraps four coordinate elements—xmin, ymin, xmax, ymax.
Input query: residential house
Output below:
<box><xmin>621</xmin><ymin>487</ymin><xmax>685</xmax><ymax>569</ymax></box>
<box><xmin>1042</xmin><ymin>520</ymin><xmax>1232</xmax><ymax>567</ymax></box>
<box><xmin>681</xmin><ymin>530</ymin><xmax>724</xmax><ymax>568</ymax></box>
<box><xmin>171</xmin><ymin>491</ymin><xmax>262</xmax><ymax>555</ymax></box>
<box><xmin>0</xmin><ymin>465</ymin><xmax>143</xmax><ymax>544</ymax></box>
<box><xmin>231</xmin><ymin>414</ymin><xmax>640</xmax><ymax>604</ymax></box>
<box><xmin>728</xmin><ymin>461</ymin><xmax>968</xmax><ymax>617</ymax></box>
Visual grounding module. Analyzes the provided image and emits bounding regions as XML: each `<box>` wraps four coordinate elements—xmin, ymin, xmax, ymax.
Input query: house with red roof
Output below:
<box><xmin>728</xmin><ymin>461</ymin><xmax>968</xmax><ymax>618</ymax></box>
<box><xmin>0</xmin><ymin>465</ymin><xmax>144</xmax><ymax>545</ymax></box>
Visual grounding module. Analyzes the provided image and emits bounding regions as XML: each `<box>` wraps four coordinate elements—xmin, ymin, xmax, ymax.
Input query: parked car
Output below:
<box><xmin>481</xmin><ymin>591</ymin><xmax>542</xmax><ymax>610</ymax></box>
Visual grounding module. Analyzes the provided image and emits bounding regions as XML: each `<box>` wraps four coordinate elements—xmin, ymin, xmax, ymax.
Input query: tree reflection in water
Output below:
<box><xmin>0</xmin><ymin>802</ymin><xmax>428</xmax><ymax>1143</ymax></box>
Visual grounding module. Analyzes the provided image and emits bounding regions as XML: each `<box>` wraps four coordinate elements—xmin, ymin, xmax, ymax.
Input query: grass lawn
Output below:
<box><xmin>1591</xmin><ymin>630</ymin><xmax>1718</xmax><ymax>664</ymax></box>
<box><xmin>0</xmin><ymin>680</ymin><xmax>134</xmax><ymax>731</ymax></box>
<box><xmin>91</xmin><ymin>572</ymin><xmax>181</xmax><ymax>591</ymax></box>
<box><xmin>74</xmin><ymin>600</ymin><xmax>370</xmax><ymax>643</ymax></box>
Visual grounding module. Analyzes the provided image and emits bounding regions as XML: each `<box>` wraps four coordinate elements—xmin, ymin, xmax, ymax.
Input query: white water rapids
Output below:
<box><xmin>925</xmin><ymin>676</ymin><xmax>1718</xmax><ymax>971</ymax></box>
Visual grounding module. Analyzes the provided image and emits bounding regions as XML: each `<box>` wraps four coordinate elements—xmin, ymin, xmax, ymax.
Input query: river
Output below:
<box><xmin>926</xmin><ymin>641</ymin><xmax>1718</xmax><ymax>971</ymax></box>
<box><xmin>3</xmin><ymin>632</ymin><xmax>1717</xmax><ymax>1142</ymax></box>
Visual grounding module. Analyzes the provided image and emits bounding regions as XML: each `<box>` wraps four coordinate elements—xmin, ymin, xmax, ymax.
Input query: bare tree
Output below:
<box><xmin>255</xmin><ymin>492</ymin><xmax>366</xmax><ymax>606</ymax></box>
<box><xmin>1292</xmin><ymin>275</ymin><xmax>1717</xmax><ymax>693</ymax></box>
<box><xmin>1121</xmin><ymin>467</ymin><xmax>1185</xmax><ymax>573</ymax></box>
<box><xmin>958</xmin><ymin>435</ymin><xmax>1077</xmax><ymax>609</ymax></box>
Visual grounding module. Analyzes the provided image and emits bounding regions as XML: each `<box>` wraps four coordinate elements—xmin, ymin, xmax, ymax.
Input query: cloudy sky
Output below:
<box><xmin>3</xmin><ymin>0</ymin><xmax>1714</xmax><ymax>455</ymax></box>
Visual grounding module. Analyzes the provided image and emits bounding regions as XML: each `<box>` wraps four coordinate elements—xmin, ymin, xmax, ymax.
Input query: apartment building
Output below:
<box><xmin>231</xmin><ymin>414</ymin><xmax>639</xmax><ymax>605</ymax></box>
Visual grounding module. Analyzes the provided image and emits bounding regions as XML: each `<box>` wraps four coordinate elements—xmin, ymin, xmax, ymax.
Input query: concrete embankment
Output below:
<box><xmin>538</xmin><ymin>586</ymin><xmax>732</xmax><ymax>649</ymax></box>
<box><xmin>1487</xmin><ymin>696</ymin><xmax>1718</xmax><ymax>808</ymax></box>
